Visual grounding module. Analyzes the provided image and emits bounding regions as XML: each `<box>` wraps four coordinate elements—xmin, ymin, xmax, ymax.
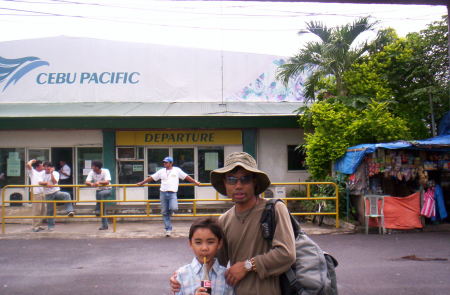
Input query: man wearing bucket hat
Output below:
<box><xmin>137</xmin><ymin>156</ymin><xmax>200</xmax><ymax>237</ymax></box>
<box><xmin>171</xmin><ymin>152</ymin><xmax>296</xmax><ymax>294</ymax></box>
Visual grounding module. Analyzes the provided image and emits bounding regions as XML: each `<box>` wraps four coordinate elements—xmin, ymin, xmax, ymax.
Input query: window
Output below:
<box><xmin>287</xmin><ymin>145</ymin><xmax>306</xmax><ymax>171</ymax></box>
<box><xmin>0</xmin><ymin>148</ymin><xmax>25</xmax><ymax>188</ymax></box>
<box><xmin>77</xmin><ymin>147</ymin><xmax>103</xmax><ymax>184</ymax></box>
<box><xmin>198</xmin><ymin>147</ymin><xmax>224</xmax><ymax>183</ymax></box>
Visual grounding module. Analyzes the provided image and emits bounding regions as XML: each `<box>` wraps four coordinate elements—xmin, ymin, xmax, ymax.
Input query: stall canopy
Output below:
<box><xmin>335</xmin><ymin>111</ymin><xmax>450</xmax><ymax>175</ymax></box>
<box><xmin>335</xmin><ymin>134</ymin><xmax>450</xmax><ymax>175</ymax></box>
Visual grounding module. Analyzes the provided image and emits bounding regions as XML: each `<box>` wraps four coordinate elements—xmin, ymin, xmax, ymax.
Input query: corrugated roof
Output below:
<box><xmin>0</xmin><ymin>102</ymin><xmax>303</xmax><ymax>118</ymax></box>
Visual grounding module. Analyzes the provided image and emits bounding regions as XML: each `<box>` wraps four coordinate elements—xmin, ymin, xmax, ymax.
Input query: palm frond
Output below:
<box><xmin>303</xmin><ymin>20</ymin><xmax>332</xmax><ymax>42</ymax></box>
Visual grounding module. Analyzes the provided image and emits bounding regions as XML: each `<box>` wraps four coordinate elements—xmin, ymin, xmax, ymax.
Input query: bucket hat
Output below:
<box><xmin>210</xmin><ymin>152</ymin><xmax>271</xmax><ymax>196</ymax></box>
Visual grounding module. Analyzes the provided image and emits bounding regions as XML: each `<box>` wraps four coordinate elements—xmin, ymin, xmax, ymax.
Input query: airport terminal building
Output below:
<box><xmin>0</xmin><ymin>37</ymin><xmax>308</xmax><ymax>204</ymax></box>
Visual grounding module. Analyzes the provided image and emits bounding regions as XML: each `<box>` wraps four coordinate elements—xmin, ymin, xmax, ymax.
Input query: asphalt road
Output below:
<box><xmin>1</xmin><ymin>232</ymin><xmax>449</xmax><ymax>295</ymax></box>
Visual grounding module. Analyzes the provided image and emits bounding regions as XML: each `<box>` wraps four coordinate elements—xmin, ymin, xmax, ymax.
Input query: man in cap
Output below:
<box><xmin>171</xmin><ymin>152</ymin><xmax>296</xmax><ymax>294</ymax></box>
<box><xmin>137</xmin><ymin>156</ymin><xmax>201</xmax><ymax>237</ymax></box>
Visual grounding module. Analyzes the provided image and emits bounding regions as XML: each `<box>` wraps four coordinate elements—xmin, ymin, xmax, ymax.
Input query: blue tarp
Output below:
<box><xmin>335</xmin><ymin>135</ymin><xmax>450</xmax><ymax>175</ymax></box>
<box><xmin>438</xmin><ymin>111</ymin><xmax>450</xmax><ymax>135</ymax></box>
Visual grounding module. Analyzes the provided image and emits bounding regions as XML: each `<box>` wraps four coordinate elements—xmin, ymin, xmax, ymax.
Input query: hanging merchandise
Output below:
<box><xmin>431</xmin><ymin>184</ymin><xmax>448</xmax><ymax>221</ymax></box>
<box><xmin>421</xmin><ymin>187</ymin><xmax>435</xmax><ymax>218</ymax></box>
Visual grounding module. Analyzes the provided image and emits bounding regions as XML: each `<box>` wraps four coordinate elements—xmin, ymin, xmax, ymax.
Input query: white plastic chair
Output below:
<box><xmin>364</xmin><ymin>194</ymin><xmax>385</xmax><ymax>234</ymax></box>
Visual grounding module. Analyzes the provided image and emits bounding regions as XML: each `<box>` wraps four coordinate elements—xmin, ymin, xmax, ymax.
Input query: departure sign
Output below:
<box><xmin>116</xmin><ymin>130</ymin><xmax>242</xmax><ymax>146</ymax></box>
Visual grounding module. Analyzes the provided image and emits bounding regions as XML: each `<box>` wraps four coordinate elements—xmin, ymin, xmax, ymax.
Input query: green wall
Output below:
<box><xmin>102</xmin><ymin>130</ymin><xmax>116</xmax><ymax>184</ymax></box>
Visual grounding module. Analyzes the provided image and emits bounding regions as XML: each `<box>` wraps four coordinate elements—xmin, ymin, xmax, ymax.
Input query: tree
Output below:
<box><xmin>301</xmin><ymin>101</ymin><xmax>411</xmax><ymax>179</ymax></box>
<box><xmin>277</xmin><ymin>17</ymin><xmax>378</xmax><ymax>102</ymax></box>
<box><xmin>345</xmin><ymin>17</ymin><xmax>449</xmax><ymax>137</ymax></box>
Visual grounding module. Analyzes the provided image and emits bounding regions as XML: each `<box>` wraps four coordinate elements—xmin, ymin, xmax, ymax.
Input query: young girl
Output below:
<box><xmin>175</xmin><ymin>217</ymin><xmax>233</xmax><ymax>295</ymax></box>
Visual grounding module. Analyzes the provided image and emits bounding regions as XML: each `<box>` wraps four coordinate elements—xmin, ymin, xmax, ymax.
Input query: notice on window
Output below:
<box><xmin>133</xmin><ymin>164</ymin><xmax>144</xmax><ymax>172</ymax></box>
<box><xmin>84</xmin><ymin>160</ymin><xmax>92</xmax><ymax>169</ymax></box>
<box><xmin>7</xmin><ymin>157</ymin><xmax>21</xmax><ymax>177</ymax></box>
<box><xmin>83</xmin><ymin>168</ymin><xmax>91</xmax><ymax>176</ymax></box>
<box><xmin>205</xmin><ymin>152</ymin><xmax>219</xmax><ymax>171</ymax></box>
<box><xmin>9</xmin><ymin>152</ymin><xmax>19</xmax><ymax>159</ymax></box>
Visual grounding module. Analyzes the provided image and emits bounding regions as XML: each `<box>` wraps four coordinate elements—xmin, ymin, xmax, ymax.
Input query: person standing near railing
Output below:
<box><xmin>26</xmin><ymin>159</ymin><xmax>46</xmax><ymax>232</ymax></box>
<box><xmin>85</xmin><ymin>160</ymin><xmax>112</xmax><ymax>231</ymax></box>
<box><xmin>39</xmin><ymin>162</ymin><xmax>75</xmax><ymax>232</ymax></box>
<box><xmin>137</xmin><ymin>156</ymin><xmax>200</xmax><ymax>237</ymax></box>
<box><xmin>58</xmin><ymin>160</ymin><xmax>72</xmax><ymax>199</ymax></box>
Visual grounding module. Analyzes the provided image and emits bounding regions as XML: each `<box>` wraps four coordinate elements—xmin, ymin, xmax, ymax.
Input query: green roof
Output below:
<box><xmin>0</xmin><ymin>102</ymin><xmax>302</xmax><ymax>118</ymax></box>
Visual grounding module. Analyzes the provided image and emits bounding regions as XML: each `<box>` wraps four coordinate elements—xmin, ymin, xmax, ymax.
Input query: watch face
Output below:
<box><xmin>244</xmin><ymin>260</ymin><xmax>252</xmax><ymax>271</ymax></box>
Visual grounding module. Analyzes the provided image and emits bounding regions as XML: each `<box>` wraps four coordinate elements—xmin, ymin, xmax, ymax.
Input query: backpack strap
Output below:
<box><xmin>261</xmin><ymin>199</ymin><xmax>300</xmax><ymax>241</ymax></box>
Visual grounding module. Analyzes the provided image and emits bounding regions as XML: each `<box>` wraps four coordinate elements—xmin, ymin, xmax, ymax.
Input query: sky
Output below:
<box><xmin>0</xmin><ymin>0</ymin><xmax>448</xmax><ymax>56</ymax></box>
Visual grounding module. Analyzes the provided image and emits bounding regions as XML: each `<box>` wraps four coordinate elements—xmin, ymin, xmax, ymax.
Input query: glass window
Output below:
<box><xmin>0</xmin><ymin>148</ymin><xmax>25</xmax><ymax>188</ymax></box>
<box><xmin>118</xmin><ymin>161</ymin><xmax>144</xmax><ymax>184</ymax></box>
<box><xmin>288</xmin><ymin>145</ymin><xmax>306</xmax><ymax>171</ymax></box>
<box><xmin>28</xmin><ymin>149</ymin><xmax>50</xmax><ymax>162</ymax></box>
<box><xmin>77</xmin><ymin>147</ymin><xmax>103</xmax><ymax>184</ymax></box>
<box><xmin>198</xmin><ymin>147</ymin><xmax>224</xmax><ymax>183</ymax></box>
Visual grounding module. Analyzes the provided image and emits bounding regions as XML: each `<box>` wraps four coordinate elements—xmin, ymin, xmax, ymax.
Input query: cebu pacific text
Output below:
<box><xmin>36</xmin><ymin>72</ymin><xmax>140</xmax><ymax>85</ymax></box>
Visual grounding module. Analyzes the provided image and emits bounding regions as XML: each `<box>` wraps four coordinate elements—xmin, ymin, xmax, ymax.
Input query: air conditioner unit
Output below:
<box><xmin>117</xmin><ymin>147</ymin><xmax>136</xmax><ymax>160</ymax></box>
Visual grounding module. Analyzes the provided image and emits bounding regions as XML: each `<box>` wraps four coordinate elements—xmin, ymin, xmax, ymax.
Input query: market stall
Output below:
<box><xmin>335</xmin><ymin>128</ymin><xmax>450</xmax><ymax>230</ymax></box>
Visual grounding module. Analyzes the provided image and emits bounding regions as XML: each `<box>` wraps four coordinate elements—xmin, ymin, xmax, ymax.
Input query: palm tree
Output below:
<box><xmin>277</xmin><ymin>17</ymin><xmax>378</xmax><ymax>102</ymax></box>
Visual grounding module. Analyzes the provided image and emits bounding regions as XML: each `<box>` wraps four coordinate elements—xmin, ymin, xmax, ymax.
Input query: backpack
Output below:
<box><xmin>260</xmin><ymin>199</ymin><xmax>338</xmax><ymax>295</ymax></box>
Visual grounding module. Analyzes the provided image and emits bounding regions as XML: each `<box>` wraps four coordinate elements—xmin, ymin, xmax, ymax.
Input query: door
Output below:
<box><xmin>173</xmin><ymin>148</ymin><xmax>194</xmax><ymax>199</ymax></box>
<box><xmin>52</xmin><ymin>147</ymin><xmax>74</xmax><ymax>199</ymax></box>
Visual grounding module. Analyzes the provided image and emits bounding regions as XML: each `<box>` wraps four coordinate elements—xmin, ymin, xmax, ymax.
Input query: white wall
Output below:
<box><xmin>258</xmin><ymin>128</ymin><xmax>309</xmax><ymax>184</ymax></box>
<box><xmin>0</xmin><ymin>130</ymin><xmax>102</xmax><ymax>147</ymax></box>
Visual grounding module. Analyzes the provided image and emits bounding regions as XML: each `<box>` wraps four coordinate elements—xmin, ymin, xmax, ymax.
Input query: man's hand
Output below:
<box><xmin>225</xmin><ymin>261</ymin><xmax>248</xmax><ymax>286</ymax></box>
<box><xmin>195</xmin><ymin>287</ymin><xmax>209</xmax><ymax>295</ymax></box>
<box><xmin>136</xmin><ymin>181</ymin><xmax>145</xmax><ymax>186</ymax></box>
<box><xmin>169</xmin><ymin>271</ymin><xmax>181</xmax><ymax>293</ymax></box>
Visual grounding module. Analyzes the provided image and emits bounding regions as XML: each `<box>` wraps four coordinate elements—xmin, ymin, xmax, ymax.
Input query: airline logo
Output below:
<box><xmin>0</xmin><ymin>56</ymin><xmax>49</xmax><ymax>91</ymax></box>
<box><xmin>0</xmin><ymin>56</ymin><xmax>140</xmax><ymax>91</ymax></box>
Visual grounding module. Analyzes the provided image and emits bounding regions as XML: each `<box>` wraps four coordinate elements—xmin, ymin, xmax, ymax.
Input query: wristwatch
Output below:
<box><xmin>244</xmin><ymin>259</ymin><xmax>253</xmax><ymax>272</ymax></box>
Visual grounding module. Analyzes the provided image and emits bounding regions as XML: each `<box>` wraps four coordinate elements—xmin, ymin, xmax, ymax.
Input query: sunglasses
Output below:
<box><xmin>225</xmin><ymin>175</ymin><xmax>253</xmax><ymax>185</ymax></box>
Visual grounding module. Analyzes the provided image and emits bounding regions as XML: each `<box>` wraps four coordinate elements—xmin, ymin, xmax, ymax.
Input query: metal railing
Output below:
<box><xmin>1</xmin><ymin>182</ymin><xmax>339</xmax><ymax>234</ymax></box>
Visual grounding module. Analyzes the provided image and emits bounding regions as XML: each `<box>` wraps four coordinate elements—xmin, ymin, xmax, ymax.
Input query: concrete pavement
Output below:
<box><xmin>0</xmin><ymin>218</ymin><xmax>357</xmax><ymax>239</ymax></box>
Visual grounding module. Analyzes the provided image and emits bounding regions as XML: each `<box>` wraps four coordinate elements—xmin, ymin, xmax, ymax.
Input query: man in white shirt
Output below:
<box><xmin>58</xmin><ymin>160</ymin><xmax>72</xmax><ymax>198</ymax></box>
<box><xmin>26</xmin><ymin>159</ymin><xmax>46</xmax><ymax>232</ymax></box>
<box><xmin>137</xmin><ymin>156</ymin><xmax>200</xmax><ymax>237</ymax></box>
<box><xmin>85</xmin><ymin>160</ymin><xmax>112</xmax><ymax>230</ymax></box>
<box><xmin>39</xmin><ymin>162</ymin><xmax>74</xmax><ymax>231</ymax></box>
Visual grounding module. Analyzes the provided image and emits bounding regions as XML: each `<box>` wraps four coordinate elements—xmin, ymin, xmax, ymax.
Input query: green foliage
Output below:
<box><xmin>287</xmin><ymin>176</ymin><xmax>348</xmax><ymax>219</ymax></box>
<box><xmin>345</xmin><ymin>102</ymin><xmax>412</xmax><ymax>144</ymax></box>
<box><xmin>344</xmin><ymin>17</ymin><xmax>449</xmax><ymax>136</ymax></box>
<box><xmin>277</xmin><ymin>17</ymin><xmax>378</xmax><ymax>101</ymax></box>
<box><xmin>300</xmin><ymin>101</ymin><xmax>410</xmax><ymax>179</ymax></box>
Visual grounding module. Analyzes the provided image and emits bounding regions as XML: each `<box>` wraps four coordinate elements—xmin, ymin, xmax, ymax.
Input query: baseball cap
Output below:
<box><xmin>163</xmin><ymin>156</ymin><xmax>173</xmax><ymax>163</ymax></box>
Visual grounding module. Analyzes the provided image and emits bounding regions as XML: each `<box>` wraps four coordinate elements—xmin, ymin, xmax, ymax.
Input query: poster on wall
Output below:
<box><xmin>7</xmin><ymin>153</ymin><xmax>21</xmax><ymax>177</ymax></box>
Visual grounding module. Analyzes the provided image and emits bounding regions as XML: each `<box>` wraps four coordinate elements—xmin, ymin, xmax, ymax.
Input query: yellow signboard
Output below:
<box><xmin>116</xmin><ymin>130</ymin><xmax>242</xmax><ymax>146</ymax></box>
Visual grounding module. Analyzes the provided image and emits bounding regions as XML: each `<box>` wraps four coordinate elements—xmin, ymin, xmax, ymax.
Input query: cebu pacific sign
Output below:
<box><xmin>0</xmin><ymin>56</ymin><xmax>140</xmax><ymax>92</ymax></box>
